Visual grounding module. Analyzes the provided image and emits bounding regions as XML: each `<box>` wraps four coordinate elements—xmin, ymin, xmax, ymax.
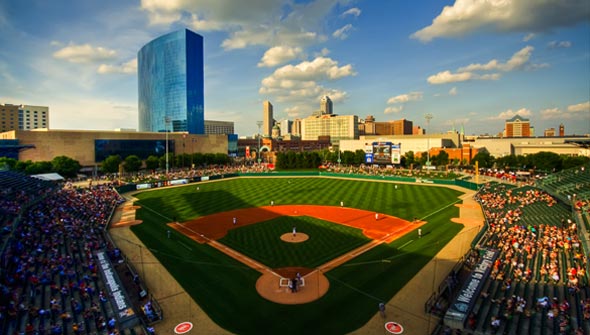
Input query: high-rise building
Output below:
<box><xmin>263</xmin><ymin>101</ymin><xmax>274</xmax><ymax>137</ymax></box>
<box><xmin>0</xmin><ymin>104</ymin><xmax>19</xmax><ymax>132</ymax></box>
<box><xmin>138</xmin><ymin>29</ymin><xmax>204</xmax><ymax>134</ymax></box>
<box><xmin>360</xmin><ymin>116</ymin><xmax>412</xmax><ymax>136</ymax></box>
<box><xmin>320</xmin><ymin>96</ymin><xmax>333</xmax><ymax>115</ymax></box>
<box><xmin>19</xmin><ymin>105</ymin><xmax>49</xmax><ymax>130</ymax></box>
<box><xmin>505</xmin><ymin>115</ymin><xmax>531</xmax><ymax>137</ymax></box>
<box><xmin>1</xmin><ymin>104</ymin><xmax>49</xmax><ymax>132</ymax></box>
<box><xmin>279</xmin><ymin>119</ymin><xmax>292</xmax><ymax>136</ymax></box>
<box><xmin>301</xmin><ymin>114</ymin><xmax>358</xmax><ymax>141</ymax></box>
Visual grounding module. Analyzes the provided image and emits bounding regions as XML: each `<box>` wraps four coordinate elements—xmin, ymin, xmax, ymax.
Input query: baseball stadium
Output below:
<box><xmin>1</xmin><ymin>165</ymin><xmax>589</xmax><ymax>335</ymax></box>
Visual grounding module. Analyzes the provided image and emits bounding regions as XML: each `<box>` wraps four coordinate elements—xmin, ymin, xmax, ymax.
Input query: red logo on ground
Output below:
<box><xmin>385</xmin><ymin>321</ymin><xmax>404</xmax><ymax>334</ymax></box>
<box><xmin>174</xmin><ymin>322</ymin><xmax>193</xmax><ymax>334</ymax></box>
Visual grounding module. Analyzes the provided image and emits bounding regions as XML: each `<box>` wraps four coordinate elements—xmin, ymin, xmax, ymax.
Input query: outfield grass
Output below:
<box><xmin>130</xmin><ymin>177</ymin><xmax>464</xmax><ymax>334</ymax></box>
<box><xmin>219</xmin><ymin>216</ymin><xmax>371</xmax><ymax>268</ymax></box>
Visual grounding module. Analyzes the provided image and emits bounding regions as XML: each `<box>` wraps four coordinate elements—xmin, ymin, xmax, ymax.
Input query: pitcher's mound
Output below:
<box><xmin>280</xmin><ymin>233</ymin><xmax>309</xmax><ymax>243</ymax></box>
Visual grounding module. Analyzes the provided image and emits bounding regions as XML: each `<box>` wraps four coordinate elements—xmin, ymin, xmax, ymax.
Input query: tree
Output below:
<box><xmin>51</xmin><ymin>155</ymin><xmax>81</xmax><ymax>178</ymax></box>
<box><xmin>102</xmin><ymin>155</ymin><xmax>122</xmax><ymax>174</ymax></box>
<box><xmin>145</xmin><ymin>155</ymin><xmax>160</xmax><ymax>171</ymax></box>
<box><xmin>472</xmin><ymin>151</ymin><xmax>494</xmax><ymax>168</ymax></box>
<box><xmin>354</xmin><ymin>150</ymin><xmax>366</xmax><ymax>165</ymax></box>
<box><xmin>436</xmin><ymin>151</ymin><xmax>449</xmax><ymax>166</ymax></box>
<box><xmin>531</xmin><ymin>151</ymin><xmax>561</xmax><ymax>172</ymax></box>
<box><xmin>0</xmin><ymin>157</ymin><xmax>17</xmax><ymax>170</ymax></box>
<box><xmin>124</xmin><ymin>155</ymin><xmax>142</xmax><ymax>172</ymax></box>
<box><xmin>403</xmin><ymin>151</ymin><xmax>416</xmax><ymax>168</ymax></box>
<box><xmin>14</xmin><ymin>160</ymin><xmax>32</xmax><ymax>172</ymax></box>
<box><xmin>25</xmin><ymin>161</ymin><xmax>53</xmax><ymax>175</ymax></box>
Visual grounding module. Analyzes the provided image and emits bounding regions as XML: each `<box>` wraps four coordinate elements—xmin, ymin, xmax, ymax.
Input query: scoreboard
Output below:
<box><xmin>365</xmin><ymin>142</ymin><xmax>401</xmax><ymax>164</ymax></box>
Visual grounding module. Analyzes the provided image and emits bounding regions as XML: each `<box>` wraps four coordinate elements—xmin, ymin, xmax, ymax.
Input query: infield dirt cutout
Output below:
<box><xmin>168</xmin><ymin>205</ymin><xmax>424</xmax><ymax>304</ymax></box>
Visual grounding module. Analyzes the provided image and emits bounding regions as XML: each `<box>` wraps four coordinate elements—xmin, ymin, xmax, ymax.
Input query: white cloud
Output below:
<box><xmin>428</xmin><ymin>46</ymin><xmax>543</xmax><ymax>85</ymax></box>
<box><xmin>259</xmin><ymin>56</ymin><xmax>354</xmax><ymax>106</ymax></box>
<box><xmin>568</xmin><ymin>101</ymin><xmax>590</xmax><ymax>113</ymax></box>
<box><xmin>222</xmin><ymin>27</ymin><xmax>321</xmax><ymax>50</ymax></box>
<box><xmin>540</xmin><ymin>108</ymin><xmax>563</xmax><ymax>120</ymax></box>
<box><xmin>489</xmin><ymin>108</ymin><xmax>532</xmax><ymax>120</ymax></box>
<box><xmin>427</xmin><ymin>71</ymin><xmax>473</xmax><ymax>84</ymax></box>
<box><xmin>384</xmin><ymin>106</ymin><xmax>404</xmax><ymax>114</ymax></box>
<box><xmin>387</xmin><ymin>92</ymin><xmax>423</xmax><ymax>104</ymax></box>
<box><xmin>53</xmin><ymin>43</ymin><xmax>117</xmax><ymax>64</ymax></box>
<box><xmin>333</xmin><ymin>24</ymin><xmax>353</xmax><ymax>40</ymax></box>
<box><xmin>140</xmin><ymin>0</ymin><xmax>343</xmax><ymax>50</ymax></box>
<box><xmin>449</xmin><ymin>87</ymin><xmax>458</xmax><ymax>96</ymax></box>
<box><xmin>269</xmin><ymin>56</ymin><xmax>356</xmax><ymax>81</ymax></box>
<box><xmin>341</xmin><ymin>7</ymin><xmax>361</xmax><ymax>18</ymax></box>
<box><xmin>97</xmin><ymin>59</ymin><xmax>137</xmax><ymax>74</ymax></box>
<box><xmin>547</xmin><ymin>40</ymin><xmax>572</xmax><ymax>48</ymax></box>
<box><xmin>285</xmin><ymin>105</ymin><xmax>304</xmax><ymax>118</ymax></box>
<box><xmin>523</xmin><ymin>33</ymin><xmax>536</xmax><ymax>42</ymax></box>
<box><xmin>315</xmin><ymin>48</ymin><xmax>331</xmax><ymax>57</ymax></box>
<box><xmin>258</xmin><ymin>46</ymin><xmax>304</xmax><ymax>68</ymax></box>
<box><xmin>411</xmin><ymin>0</ymin><xmax>590</xmax><ymax>42</ymax></box>
<box><xmin>458</xmin><ymin>46</ymin><xmax>534</xmax><ymax>72</ymax></box>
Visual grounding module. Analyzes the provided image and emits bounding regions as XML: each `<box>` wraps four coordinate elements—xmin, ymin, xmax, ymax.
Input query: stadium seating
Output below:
<box><xmin>439</xmin><ymin>182</ymin><xmax>589</xmax><ymax>335</ymax></box>
<box><xmin>0</xmin><ymin>174</ymin><xmax>152</xmax><ymax>335</ymax></box>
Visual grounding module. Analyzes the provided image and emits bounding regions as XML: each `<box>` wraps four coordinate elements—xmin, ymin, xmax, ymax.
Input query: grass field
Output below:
<box><xmin>219</xmin><ymin>216</ymin><xmax>371</xmax><ymax>268</ymax></box>
<box><xmin>130</xmin><ymin>176</ymin><xmax>464</xmax><ymax>334</ymax></box>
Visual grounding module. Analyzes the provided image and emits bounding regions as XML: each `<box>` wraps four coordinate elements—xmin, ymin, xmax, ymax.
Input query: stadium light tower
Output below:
<box><xmin>256</xmin><ymin>121</ymin><xmax>263</xmax><ymax>164</ymax></box>
<box><xmin>425</xmin><ymin>113</ymin><xmax>433</xmax><ymax>166</ymax></box>
<box><xmin>165</xmin><ymin>116</ymin><xmax>170</xmax><ymax>176</ymax></box>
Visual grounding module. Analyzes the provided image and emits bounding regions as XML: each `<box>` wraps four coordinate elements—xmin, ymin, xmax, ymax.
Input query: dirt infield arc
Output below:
<box><xmin>168</xmin><ymin>205</ymin><xmax>425</xmax><ymax>304</ymax></box>
<box><xmin>169</xmin><ymin>205</ymin><xmax>420</xmax><ymax>243</ymax></box>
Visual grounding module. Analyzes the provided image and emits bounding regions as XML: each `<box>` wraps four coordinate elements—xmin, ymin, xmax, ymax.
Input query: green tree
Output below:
<box><xmin>354</xmin><ymin>149</ymin><xmax>366</xmax><ymax>165</ymax></box>
<box><xmin>15</xmin><ymin>160</ymin><xmax>32</xmax><ymax>172</ymax></box>
<box><xmin>403</xmin><ymin>151</ymin><xmax>416</xmax><ymax>168</ymax></box>
<box><xmin>25</xmin><ymin>161</ymin><xmax>53</xmax><ymax>175</ymax></box>
<box><xmin>145</xmin><ymin>155</ymin><xmax>160</xmax><ymax>171</ymax></box>
<box><xmin>102</xmin><ymin>155</ymin><xmax>122</xmax><ymax>174</ymax></box>
<box><xmin>561</xmin><ymin>155</ymin><xmax>589</xmax><ymax>170</ymax></box>
<box><xmin>0</xmin><ymin>157</ymin><xmax>17</xmax><ymax>170</ymax></box>
<box><xmin>124</xmin><ymin>155</ymin><xmax>142</xmax><ymax>172</ymax></box>
<box><xmin>531</xmin><ymin>151</ymin><xmax>562</xmax><ymax>172</ymax></box>
<box><xmin>51</xmin><ymin>155</ymin><xmax>81</xmax><ymax>178</ymax></box>
<box><xmin>472</xmin><ymin>151</ymin><xmax>494</xmax><ymax>168</ymax></box>
<box><xmin>436</xmin><ymin>151</ymin><xmax>449</xmax><ymax>166</ymax></box>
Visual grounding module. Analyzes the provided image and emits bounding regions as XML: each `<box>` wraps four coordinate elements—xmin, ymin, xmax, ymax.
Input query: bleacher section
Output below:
<box><xmin>440</xmin><ymin>182</ymin><xmax>590</xmax><ymax>335</ymax></box>
<box><xmin>0</xmin><ymin>173</ymin><xmax>155</xmax><ymax>335</ymax></box>
<box><xmin>537</xmin><ymin>165</ymin><xmax>590</xmax><ymax>204</ymax></box>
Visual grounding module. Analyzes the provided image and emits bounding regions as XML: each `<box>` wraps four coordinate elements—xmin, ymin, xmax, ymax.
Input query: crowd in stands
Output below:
<box><xmin>440</xmin><ymin>181</ymin><xmax>590</xmax><ymax>334</ymax></box>
<box><xmin>0</xmin><ymin>171</ymin><xmax>157</xmax><ymax>335</ymax></box>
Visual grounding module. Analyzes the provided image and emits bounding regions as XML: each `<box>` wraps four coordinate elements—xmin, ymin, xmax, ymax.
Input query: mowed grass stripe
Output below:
<box><xmin>134</xmin><ymin>177</ymin><xmax>463</xmax><ymax>222</ymax></box>
<box><xmin>219</xmin><ymin>216</ymin><xmax>370</xmax><ymax>268</ymax></box>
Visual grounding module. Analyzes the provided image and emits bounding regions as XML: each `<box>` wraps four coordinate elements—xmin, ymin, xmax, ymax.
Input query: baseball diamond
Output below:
<box><xmin>114</xmin><ymin>176</ymin><xmax>473</xmax><ymax>334</ymax></box>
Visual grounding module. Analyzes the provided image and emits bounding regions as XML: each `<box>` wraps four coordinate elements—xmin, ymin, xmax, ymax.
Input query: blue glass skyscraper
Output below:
<box><xmin>138</xmin><ymin>29</ymin><xmax>204</xmax><ymax>134</ymax></box>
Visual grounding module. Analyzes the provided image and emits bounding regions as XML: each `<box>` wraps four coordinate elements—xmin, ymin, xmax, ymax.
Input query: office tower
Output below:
<box><xmin>19</xmin><ymin>105</ymin><xmax>49</xmax><ymax>130</ymax></box>
<box><xmin>320</xmin><ymin>96</ymin><xmax>333</xmax><ymax>115</ymax></box>
<box><xmin>505</xmin><ymin>115</ymin><xmax>531</xmax><ymax>137</ymax></box>
<box><xmin>263</xmin><ymin>100</ymin><xmax>273</xmax><ymax>137</ymax></box>
<box><xmin>138</xmin><ymin>29</ymin><xmax>204</xmax><ymax>134</ymax></box>
<box><xmin>0</xmin><ymin>104</ymin><xmax>19</xmax><ymax>132</ymax></box>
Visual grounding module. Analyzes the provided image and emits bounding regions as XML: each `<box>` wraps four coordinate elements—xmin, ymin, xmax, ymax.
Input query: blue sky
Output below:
<box><xmin>0</xmin><ymin>0</ymin><xmax>589</xmax><ymax>137</ymax></box>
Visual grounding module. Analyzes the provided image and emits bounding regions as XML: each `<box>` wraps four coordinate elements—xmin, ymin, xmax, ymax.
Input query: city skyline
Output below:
<box><xmin>0</xmin><ymin>0</ymin><xmax>588</xmax><ymax>136</ymax></box>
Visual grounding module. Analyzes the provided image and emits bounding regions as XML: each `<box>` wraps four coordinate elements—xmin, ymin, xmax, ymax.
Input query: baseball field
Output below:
<box><xmin>128</xmin><ymin>176</ymin><xmax>465</xmax><ymax>334</ymax></box>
